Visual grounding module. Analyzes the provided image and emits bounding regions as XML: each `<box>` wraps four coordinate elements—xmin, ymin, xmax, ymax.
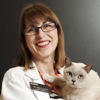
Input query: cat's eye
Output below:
<box><xmin>78</xmin><ymin>74</ymin><xmax>84</xmax><ymax>79</ymax></box>
<box><xmin>67</xmin><ymin>72</ymin><xmax>72</xmax><ymax>76</ymax></box>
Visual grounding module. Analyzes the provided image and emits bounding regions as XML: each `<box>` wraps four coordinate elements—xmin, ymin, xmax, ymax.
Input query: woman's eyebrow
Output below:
<box><xmin>26</xmin><ymin>21</ymin><xmax>52</xmax><ymax>29</ymax></box>
<box><xmin>43</xmin><ymin>21</ymin><xmax>53</xmax><ymax>24</ymax></box>
<box><xmin>25</xmin><ymin>24</ymin><xmax>35</xmax><ymax>29</ymax></box>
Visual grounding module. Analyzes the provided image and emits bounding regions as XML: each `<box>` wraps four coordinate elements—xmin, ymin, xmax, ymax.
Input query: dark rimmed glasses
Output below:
<box><xmin>24</xmin><ymin>22</ymin><xmax>57</xmax><ymax>35</ymax></box>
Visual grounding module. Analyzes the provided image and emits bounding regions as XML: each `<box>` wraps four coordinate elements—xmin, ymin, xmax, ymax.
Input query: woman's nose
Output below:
<box><xmin>37</xmin><ymin>28</ymin><xmax>46</xmax><ymax>37</ymax></box>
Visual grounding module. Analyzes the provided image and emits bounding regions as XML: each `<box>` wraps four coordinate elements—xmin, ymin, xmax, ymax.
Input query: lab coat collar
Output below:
<box><xmin>24</xmin><ymin>61</ymin><xmax>40</xmax><ymax>80</ymax></box>
<box><xmin>24</xmin><ymin>61</ymin><xmax>64</xmax><ymax>80</ymax></box>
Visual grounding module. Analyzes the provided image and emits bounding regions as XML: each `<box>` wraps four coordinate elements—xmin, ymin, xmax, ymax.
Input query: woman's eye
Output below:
<box><xmin>43</xmin><ymin>23</ymin><xmax>55</xmax><ymax>28</ymax></box>
<box><xmin>26</xmin><ymin>27</ymin><xmax>35</xmax><ymax>33</ymax></box>
<box><xmin>43</xmin><ymin>24</ymin><xmax>51</xmax><ymax>28</ymax></box>
<box><xmin>27</xmin><ymin>29</ymin><xmax>33</xmax><ymax>33</ymax></box>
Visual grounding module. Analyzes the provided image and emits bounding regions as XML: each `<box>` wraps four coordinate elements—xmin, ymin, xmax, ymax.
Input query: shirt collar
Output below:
<box><xmin>24</xmin><ymin>61</ymin><xmax>40</xmax><ymax>80</ymax></box>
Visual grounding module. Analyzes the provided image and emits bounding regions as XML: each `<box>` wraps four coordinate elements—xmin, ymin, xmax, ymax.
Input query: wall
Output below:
<box><xmin>0</xmin><ymin>0</ymin><xmax>100</xmax><ymax>93</ymax></box>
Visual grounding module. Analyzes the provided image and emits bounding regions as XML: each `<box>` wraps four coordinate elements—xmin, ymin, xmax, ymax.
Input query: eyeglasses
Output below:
<box><xmin>24</xmin><ymin>22</ymin><xmax>57</xmax><ymax>35</ymax></box>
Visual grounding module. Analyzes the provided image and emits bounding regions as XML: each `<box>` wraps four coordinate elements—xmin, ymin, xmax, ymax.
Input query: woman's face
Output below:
<box><xmin>25</xmin><ymin>20</ymin><xmax>58</xmax><ymax>60</ymax></box>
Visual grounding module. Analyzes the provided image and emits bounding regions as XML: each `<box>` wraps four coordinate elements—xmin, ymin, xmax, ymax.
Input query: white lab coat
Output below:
<box><xmin>1</xmin><ymin>62</ymin><xmax>64</xmax><ymax>100</ymax></box>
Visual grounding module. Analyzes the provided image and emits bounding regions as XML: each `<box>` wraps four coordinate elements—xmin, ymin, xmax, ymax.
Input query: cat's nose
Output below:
<box><xmin>72</xmin><ymin>80</ymin><xmax>76</xmax><ymax>83</ymax></box>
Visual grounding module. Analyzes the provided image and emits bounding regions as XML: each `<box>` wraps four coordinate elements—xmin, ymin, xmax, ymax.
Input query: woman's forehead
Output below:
<box><xmin>25</xmin><ymin>18</ymin><xmax>53</xmax><ymax>28</ymax></box>
<box><xmin>25</xmin><ymin>18</ymin><xmax>43</xmax><ymax>27</ymax></box>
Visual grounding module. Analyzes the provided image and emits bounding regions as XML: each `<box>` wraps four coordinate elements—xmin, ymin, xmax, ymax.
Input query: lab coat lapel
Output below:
<box><xmin>24</xmin><ymin>63</ymin><xmax>51</xmax><ymax>100</ymax></box>
<box><xmin>25</xmin><ymin>65</ymin><xmax>44</xmax><ymax>84</ymax></box>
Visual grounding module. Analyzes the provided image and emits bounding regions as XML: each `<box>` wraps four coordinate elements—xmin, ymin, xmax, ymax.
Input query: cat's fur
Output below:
<box><xmin>43</xmin><ymin>58</ymin><xmax>100</xmax><ymax>100</ymax></box>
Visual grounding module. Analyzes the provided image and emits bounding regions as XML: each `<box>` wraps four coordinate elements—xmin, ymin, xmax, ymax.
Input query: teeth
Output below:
<box><xmin>37</xmin><ymin>41</ymin><xmax>49</xmax><ymax>46</ymax></box>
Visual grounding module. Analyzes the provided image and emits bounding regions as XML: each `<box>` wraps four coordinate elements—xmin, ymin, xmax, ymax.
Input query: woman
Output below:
<box><xmin>1</xmin><ymin>2</ymin><xmax>66</xmax><ymax>100</ymax></box>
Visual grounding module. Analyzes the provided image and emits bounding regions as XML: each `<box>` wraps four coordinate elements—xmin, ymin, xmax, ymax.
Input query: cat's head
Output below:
<box><xmin>64</xmin><ymin>60</ymin><xmax>93</xmax><ymax>88</ymax></box>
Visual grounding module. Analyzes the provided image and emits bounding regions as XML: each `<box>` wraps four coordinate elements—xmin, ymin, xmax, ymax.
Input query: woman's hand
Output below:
<box><xmin>97</xmin><ymin>97</ymin><xmax>100</xmax><ymax>100</ymax></box>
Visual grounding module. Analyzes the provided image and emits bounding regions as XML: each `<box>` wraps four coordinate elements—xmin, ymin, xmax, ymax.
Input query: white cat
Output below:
<box><xmin>43</xmin><ymin>59</ymin><xmax>100</xmax><ymax>100</ymax></box>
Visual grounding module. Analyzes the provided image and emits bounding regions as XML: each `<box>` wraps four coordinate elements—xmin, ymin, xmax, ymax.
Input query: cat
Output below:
<box><xmin>43</xmin><ymin>58</ymin><xmax>100</xmax><ymax>100</ymax></box>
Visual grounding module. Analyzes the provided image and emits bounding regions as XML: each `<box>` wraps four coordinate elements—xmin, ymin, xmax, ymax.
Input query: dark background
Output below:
<box><xmin>0</xmin><ymin>0</ymin><xmax>100</xmax><ymax>93</ymax></box>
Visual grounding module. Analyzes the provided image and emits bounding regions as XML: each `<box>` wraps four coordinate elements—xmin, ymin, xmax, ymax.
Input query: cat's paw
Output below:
<box><xmin>42</xmin><ymin>73</ymin><xmax>54</xmax><ymax>82</ymax></box>
<box><xmin>42</xmin><ymin>73</ymin><xmax>50</xmax><ymax>80</ymax></box>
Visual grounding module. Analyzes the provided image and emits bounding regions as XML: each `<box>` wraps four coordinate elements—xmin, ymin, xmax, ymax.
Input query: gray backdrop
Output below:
<box><xmin>0</xmin><ymin>0</ymin><xmax>100</xmax><ymax>92</ymax></box>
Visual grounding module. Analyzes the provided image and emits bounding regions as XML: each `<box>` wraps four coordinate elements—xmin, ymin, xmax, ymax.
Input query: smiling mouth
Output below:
<box><xmin>36</xmin><ymin>41</ymin><xmax>50</xmax><ymax>47</ymax></box>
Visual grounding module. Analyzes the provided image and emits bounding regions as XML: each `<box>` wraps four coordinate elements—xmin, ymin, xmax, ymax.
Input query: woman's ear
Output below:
<box><xmin>65</xmin><ymin>57</ymin><xmax>72</xmax><ymax>67</ymax></box>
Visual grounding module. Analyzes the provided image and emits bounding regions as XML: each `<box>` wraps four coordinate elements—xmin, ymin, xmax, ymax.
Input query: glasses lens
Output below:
<box><xmin>25</xmin><ymin>27</ymin><xmax>36</xmax><ymax>35</ymax></box>
<box><xmin>42</xmin><ymin>22</ymin><xmax>56</xmax><ymax>32</ymax></box>
<box><xmin>24</xmin><ymin>22</ymin><xmax>57</xmax><ymax>35</ymax></box>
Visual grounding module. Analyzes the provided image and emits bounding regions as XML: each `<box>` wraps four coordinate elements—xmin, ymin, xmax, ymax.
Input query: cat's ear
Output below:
<box><xmin>65</xmin><ymin>57</ymin><xmax>72</xmax><ymax>67</ymax></box>
<box><xmin>84</xmin><ymin>64</ymin><xmax>93</xmax><ymax>73</ymax></box>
